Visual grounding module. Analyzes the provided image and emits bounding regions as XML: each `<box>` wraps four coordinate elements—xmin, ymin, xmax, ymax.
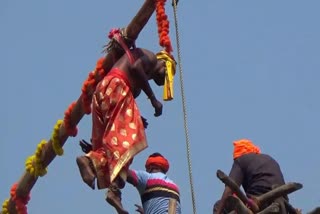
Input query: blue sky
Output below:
<box><xmin>1</xmin><ymin>0</ymin><xmax>320</xmax><ymax>213</ymax></box>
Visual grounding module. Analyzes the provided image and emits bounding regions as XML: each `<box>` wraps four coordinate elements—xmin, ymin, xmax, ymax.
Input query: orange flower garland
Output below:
<box><xmin>156</xmin><ymin>0</ymin><xmax>173</xmax><ymax>54</ymax></box>
<box><xmin>81</xmin><ymin>71</ymin><xmax>95</xmax><ymax>114</ymax></box>
<box><xmin>10</xmin><ymin>183</ymin><xmax>30</xmax><ymax>214</ymax></box>
<box><xmin>81</xmin><ymin>58</ymin><xmax>105</xmax><ymax>114</ymax></box>
<box><xmin>63</xmin><ymin>102</ymin><xmax>78</xmax><ymax>137</ymax></box>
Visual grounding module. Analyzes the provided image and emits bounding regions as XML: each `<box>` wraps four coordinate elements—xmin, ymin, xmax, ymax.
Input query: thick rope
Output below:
<box><xmin>171</xmin><ymin>1</ymin><xmax>197</xmax><ymax>213</ymax></box>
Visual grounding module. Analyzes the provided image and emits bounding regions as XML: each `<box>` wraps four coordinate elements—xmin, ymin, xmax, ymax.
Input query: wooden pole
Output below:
<box><xmin>256</xmin><ymin>203</ymin><xmax>279</xmax><ymax>214</ymax></box>
<box><xmin>217</xmin><ymin>170</ymin><xmax>303</xmax><ymax>214</ymax></box>
<box><xmin>253</xmin><ymin>182</ymin><xmax>303</xmax><ymax>207</ymax></box>
<box><xmin>216</xmin><ymin>170</ymin><xmax>260</xmax><ymax>212</ymax></box>
<box><xmin>5</xmin><ymin>0</ymin><xmax>156</xmax><ymax>213</ymax></box>
<box><xmin>226</xmin><ymin>196</ymin><xmax>253</xmax><ymax>214</ymax></box>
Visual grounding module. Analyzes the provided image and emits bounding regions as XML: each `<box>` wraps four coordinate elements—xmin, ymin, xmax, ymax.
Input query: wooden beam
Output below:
<box><xmin>253</xmin><ymin>182</ymin><xmax>303</xmax><ymax>207</ymax></box>
<box><xmin>226</xmin><ymin>195</ymin><xmax>253</xmax><ymax>214</ymax></box>
<box><xmin>217</xmin><ymin>170</ymin><xmax>303</xmax><ymax>214</ymax></box>
<box><xmin>216</xmin><ymin>170</ymin><xmax>260</xmax><ymax>212</ymax></box>
<box><xmin>5</xmin><ymin>0</ymin><xmax>156</xmax><ymax>213</ymax></box>
<box><xmin>256</xmin><ymin>203</ymin><xmax>279</xmax><ymax>214</ymax></box>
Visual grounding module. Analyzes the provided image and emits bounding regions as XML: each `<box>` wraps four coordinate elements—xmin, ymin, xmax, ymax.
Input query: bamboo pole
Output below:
<box><xmin>4</xmin><ymin>1</ymin><xmax>156</xmax><ymax>213</ymax></box>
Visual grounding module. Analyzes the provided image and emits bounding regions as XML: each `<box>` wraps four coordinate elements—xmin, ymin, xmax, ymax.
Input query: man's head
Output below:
<box><xmin>233</xmin><ymin>139</ymin><xmax>261</xmax><ymax>160</ymax></box>
<box><xmin>145</xmin><ymin>152</ymin><xmax>169</xmax><ymax>173</ymax></box>
<box><xmin>152</xmin><ymin>50</ymin><xmax>176</xmax><ymax>86</ymax></box>
<box><xmin>151</xmin><ymin>59</ymin><xmax>166</xmax><ymax>86</ymax></box>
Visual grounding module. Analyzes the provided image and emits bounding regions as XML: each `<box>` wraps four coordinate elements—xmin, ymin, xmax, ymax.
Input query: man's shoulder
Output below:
<box><xmin>130</xmin><ymin>169</ymin><xmax>150</xmax><ymax>175</ymax></box>
<box><xmin>238</xmin><ymin>153</ymin><xmax>279</xmax><ymax>166</ymax></box>
<box><xmin>133</xmin><ymin>48</ymin><xmax>155</xmax><ymax>58</ymax></box>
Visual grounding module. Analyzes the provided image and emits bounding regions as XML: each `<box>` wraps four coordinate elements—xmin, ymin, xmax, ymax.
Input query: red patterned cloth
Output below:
<box><xmin>87</xmin><ymin>68</ymin><xmax>147</xmax><ymax>189</ymax></box>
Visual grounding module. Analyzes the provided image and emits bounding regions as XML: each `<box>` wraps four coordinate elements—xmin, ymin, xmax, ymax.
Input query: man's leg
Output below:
<box><xmin>76</xmin><ymin>156</ymin><xmax>96</xmax><ymax>189</ymax></box>
<box><xmin>106</xmin><ymin>175</ymin><xmax>128</xmax><ymax>214</ymax></box>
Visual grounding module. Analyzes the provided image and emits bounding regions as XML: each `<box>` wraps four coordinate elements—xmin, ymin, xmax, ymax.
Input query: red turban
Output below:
<box><xmin>145</xmin><ymin>154</ymin><xmax>169</xmax><ymax>173</ymax></box>
<box><xmin>233</xmin><ymin>139</ymin><xmax>261</xmax><ymax>159</ymax></box>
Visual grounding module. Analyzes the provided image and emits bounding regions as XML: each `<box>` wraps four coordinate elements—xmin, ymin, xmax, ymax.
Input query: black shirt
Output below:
<box><xmin>229</xmin><ymin>153</ymin><xmax>286</xmax><ymax>196</ymax></box>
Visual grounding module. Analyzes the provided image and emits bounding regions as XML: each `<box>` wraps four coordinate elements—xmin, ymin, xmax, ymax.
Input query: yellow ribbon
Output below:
<box><xmin>156</xmin><ymin>50</ymin><xmax>176</xmax><ymax>101</ymax></box>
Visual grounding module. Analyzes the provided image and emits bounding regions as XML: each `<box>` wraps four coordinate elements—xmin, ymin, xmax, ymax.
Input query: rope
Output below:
<box><xmin>171</xmin><ymin>1</ymin><xmax>197</xmax><ymax>213</ymax></box>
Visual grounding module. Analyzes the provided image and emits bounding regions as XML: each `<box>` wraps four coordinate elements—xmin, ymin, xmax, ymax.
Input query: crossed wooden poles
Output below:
<box><xmin>2</xmin><ymin>0</ymin><xmax>157</xmax><ymax>213</ymax></box>
<box><xmin>216</xmin><ymin>170</ymin><xmax>303</xmax><ymax>214</ymax></box>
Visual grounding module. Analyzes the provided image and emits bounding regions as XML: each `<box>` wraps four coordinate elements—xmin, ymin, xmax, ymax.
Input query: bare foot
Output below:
<box><xmin>106</xmin><ymin>190</ymin><xmax>129</xmax><ymax>214</ymax></box>
<box><xmin>76</xmin><ymin>156</ymin><xmax>95</xmax><ymax>189</ymax></box>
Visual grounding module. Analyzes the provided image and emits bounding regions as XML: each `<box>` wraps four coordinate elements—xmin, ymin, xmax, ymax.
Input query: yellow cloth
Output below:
<box><xmin>156</xmin><ymin>50</ymin><xmax>176</xmax><ymax>101</ymax></box>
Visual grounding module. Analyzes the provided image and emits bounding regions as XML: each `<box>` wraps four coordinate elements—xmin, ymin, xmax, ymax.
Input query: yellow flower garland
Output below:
<box><xmin>25</xmin><ymin>155</ymin><xmax>36</xmax><ymax>176</ymax></box>
<box><xmin>51</xmin><ymin>119</ymin><xmax>64</xmax><ymax>156</ymax></box>
<box><xmin>1</xmin><ymin>199</ymin><xmax>9</xmax><ymax>214</ymax></box>
<box><xmin>25</xmin><ymin>140</ymin><xmax>47</xmax><ymax>177</ymax></box>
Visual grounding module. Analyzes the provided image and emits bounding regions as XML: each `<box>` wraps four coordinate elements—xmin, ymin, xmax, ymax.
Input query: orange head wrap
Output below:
<box><xmin>145</xmin><ymin>153</ymin><xmax>169</xmax><ymax>173</ymax></box>
<box><xmin>233</xmin><ymin>139</ymin><xmax>261</xmax><ymax>159</ymax></box>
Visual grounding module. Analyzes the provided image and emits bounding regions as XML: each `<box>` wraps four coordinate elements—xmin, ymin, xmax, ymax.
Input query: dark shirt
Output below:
<box><xmin>229</xmin><ymin>153</ymin><xmax>286</xmax><ymax>196</ymax></box>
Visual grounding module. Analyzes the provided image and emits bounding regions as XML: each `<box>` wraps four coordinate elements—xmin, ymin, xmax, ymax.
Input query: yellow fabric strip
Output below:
<box><xmin>156</xmin><ymin>50</ymin><xmax>176</xmax><ymax>101</ymax></box>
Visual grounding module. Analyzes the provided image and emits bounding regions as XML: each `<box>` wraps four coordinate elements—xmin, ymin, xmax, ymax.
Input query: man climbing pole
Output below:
<box><xmin>75</xmin><ymin>29</ymin><xmax>176</xmax><ymax>213</ymax></box>
<box><xmin>127</xmin><ymin>152</ymin><xmax>182</xmax><ymax>214</ymax></box>
<box><xmin>215</xmin><ymin>139</ymin><xmax>292</xmax><ymax>214</ymax></box>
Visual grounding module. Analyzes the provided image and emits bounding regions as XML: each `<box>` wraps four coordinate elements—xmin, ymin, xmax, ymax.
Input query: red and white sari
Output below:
<box><xmin>87</xmin><ymin>68</ymin><xmax>147</xmax><ymax>189</ymax></box>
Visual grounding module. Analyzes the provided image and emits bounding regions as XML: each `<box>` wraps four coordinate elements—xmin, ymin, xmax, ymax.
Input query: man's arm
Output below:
<box><xmin>131</xmin><ymin>57</ymin><xmax>162</xmax><ymax>116</ymax></box>
<box><xmin>131</xmin><ymin>57</ymin><xmax>154</xmax><ymax>99</ymax></box>
<box><xmin>127</xmin><ymin>169</ymin><xmax>139</xmax><ymax>186</ymax></box>
<box><xmin>127</xmin><ymin>169</ymin><xmax>149</xmax><ymax>192</ymax></box>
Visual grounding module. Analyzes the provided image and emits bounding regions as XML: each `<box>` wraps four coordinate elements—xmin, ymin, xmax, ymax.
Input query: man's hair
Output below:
<box><xmin>148</xmin><ymin>152</ymin><xmax>163</xmax><ymax>158</ymax></box>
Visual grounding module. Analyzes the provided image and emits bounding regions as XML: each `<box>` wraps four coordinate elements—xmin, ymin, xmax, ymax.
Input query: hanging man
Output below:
<box><xmin>76</xmin><ymin>29</ymin><xmax>176</xmax><ymax>213</ymax></box>
<box><xmin>127</xmin><ymin>152</ymin><xmax>182</xmax><ymax>214</ymax></box>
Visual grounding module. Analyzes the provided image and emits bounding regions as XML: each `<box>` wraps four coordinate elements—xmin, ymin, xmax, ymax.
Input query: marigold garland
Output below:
<box><xmin>51</xmin><ymin>119</ymin><xmax>64</xmax><ymax>156</ymax></box>
<box><xmin>156</xmin><ymin>0</ymin><xmax>173</xmax><ymax>54</ymax></box>
<box><xmin>25</xmin><ymin>156</ymin><xmax>36</xmax><ymax>176</ymax></box>
<box><xmin>10</xmin><ymin>183</ymin><xmax>30</xmax><ymax>214</ymax></box>
<box><xmin>1</xmin><ymin>199</ymin><xmax>10</xmax><ymax>214</ymax></box>
<box><xmin>81</xmin><ymin>58</ymin><xmax>106</xmax><ymax>115</ymax></box>
<box><xmin>63</xmin><ymin>102</ymin><xmax>78</xmax><ymax>137</ymax></box>
<box><xmin>25</xmin><ymin>140</ymin><xmax>47</xmax><ymax>177</ymax></box>
<box><xmin>81</xmin><ymin>71</ymin><xmax>95</xmax><ymax>115</ymax></box>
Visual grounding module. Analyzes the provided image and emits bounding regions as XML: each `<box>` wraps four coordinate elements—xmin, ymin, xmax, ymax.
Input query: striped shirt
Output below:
<box><xmin>127</xmin><ymin>170</ymin><xmax>181</xmax><ymax>214</ymax></box>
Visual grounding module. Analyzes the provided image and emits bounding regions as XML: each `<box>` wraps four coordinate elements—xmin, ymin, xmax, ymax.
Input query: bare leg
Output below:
<box><xmin>76</xmin><ymin>156</ymin><xmax>96</xmax><ymax>189</ymax></box>
<box><xmin>106</xmin><ymin>178</ymin><xmax>128</xmax><ymax>214</ymax></box>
